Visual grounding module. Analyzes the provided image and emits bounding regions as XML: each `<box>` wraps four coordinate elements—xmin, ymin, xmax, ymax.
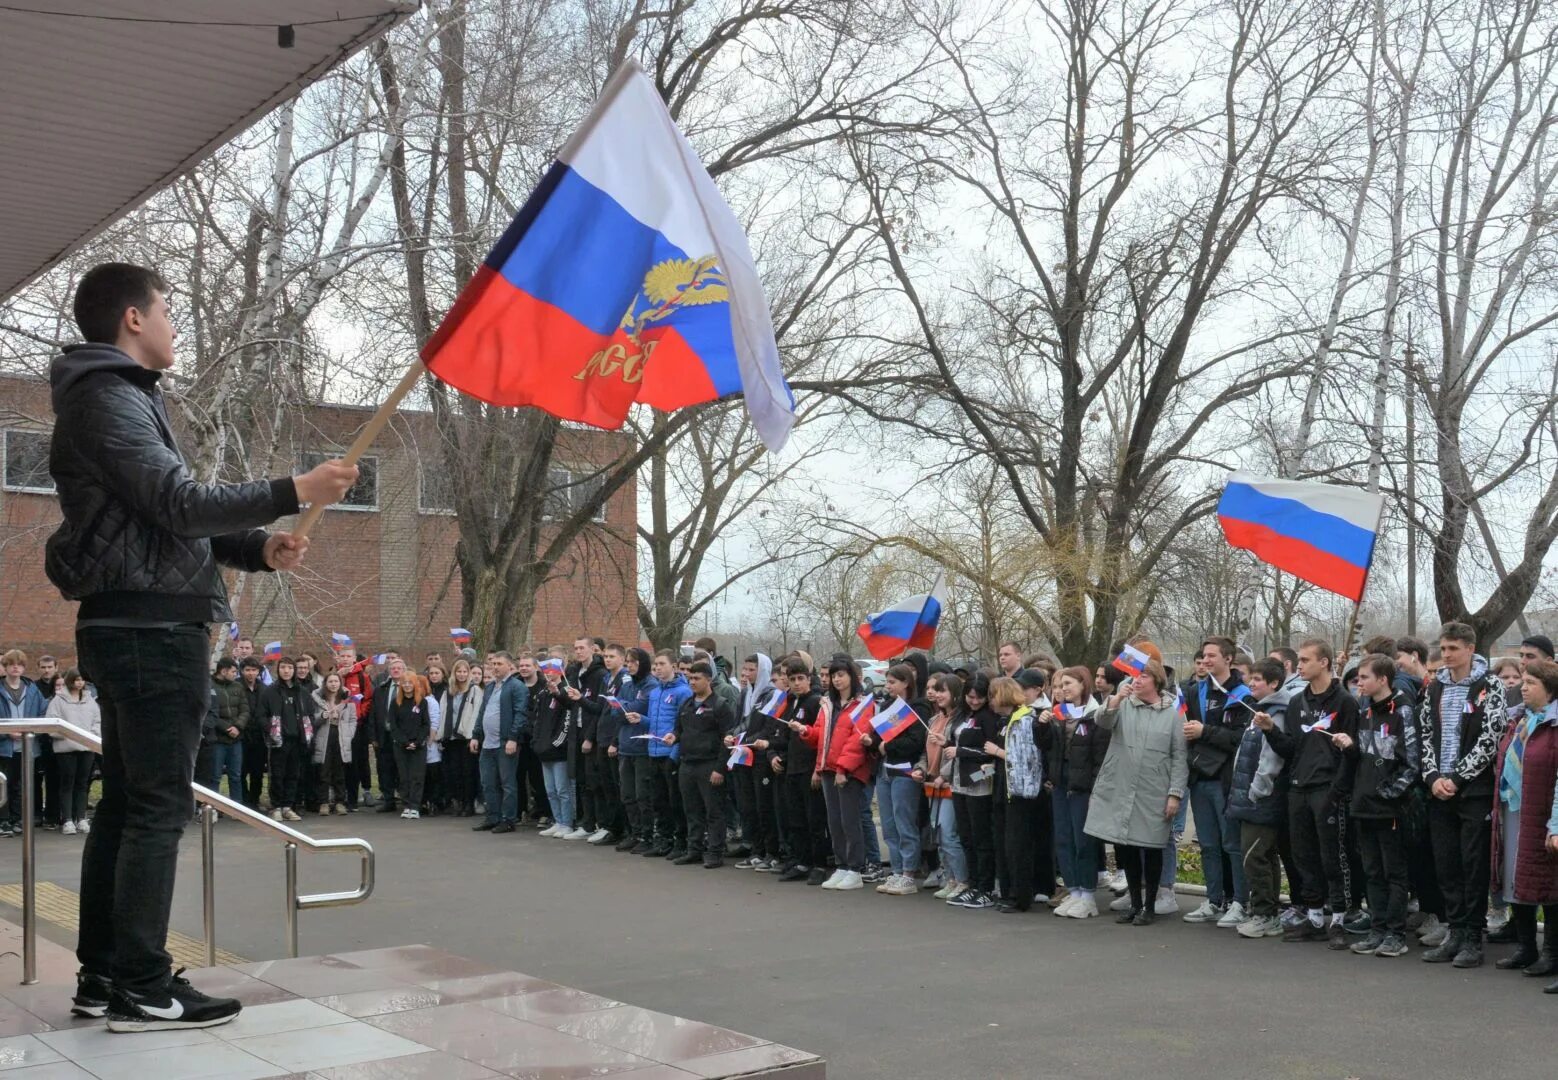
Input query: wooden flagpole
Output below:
<box><xmin>293</xmin><ymin>359</ymin><xmax>426</xmax><ymax>538</ymax></box>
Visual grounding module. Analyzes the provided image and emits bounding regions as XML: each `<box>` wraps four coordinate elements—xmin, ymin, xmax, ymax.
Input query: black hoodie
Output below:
<box><xmin>46</xmin><ymin>344</ymin><xmax>298</xmax><ymax>623</ymax></box>
<box><xmin>770</xmin><ymin>688</ymin><xmax>822</xmax><ymax>774</ymax></box>
<box><xmin>1267</xmin><ymin>677</ymin><xmax>1358</xmax><ymax>797</ymax></box>
<box><xmin>1181</xmin><ymin>669</ymin><xmax>1250</xmax><ymax>784</ymax></box>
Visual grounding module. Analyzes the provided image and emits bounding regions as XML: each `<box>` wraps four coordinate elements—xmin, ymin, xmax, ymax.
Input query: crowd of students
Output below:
<box><xmin>4</xmin><ymin>625</ymin><xmax>1555</xmax><ymax>996</ymax></box>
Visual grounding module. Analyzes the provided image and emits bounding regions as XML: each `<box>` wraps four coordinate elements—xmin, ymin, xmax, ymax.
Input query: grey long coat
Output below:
<box><xmin>1084</xmin><ymin>694</ymin><xmax>1188</xmax><ymax>848</ymax></box>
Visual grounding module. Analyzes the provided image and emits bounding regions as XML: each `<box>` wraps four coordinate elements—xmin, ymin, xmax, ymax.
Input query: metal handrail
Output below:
<box><xmin>1</xmin><ymin>719</ymin><xmax>375</xmax><ymax>984</ymax></box>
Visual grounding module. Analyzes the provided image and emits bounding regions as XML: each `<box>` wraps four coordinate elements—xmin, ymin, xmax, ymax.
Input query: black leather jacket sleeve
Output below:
<box><xmin>72</xmin><ymin>376</ymin><xmax>294</xmax><ymax>538</ymax></box>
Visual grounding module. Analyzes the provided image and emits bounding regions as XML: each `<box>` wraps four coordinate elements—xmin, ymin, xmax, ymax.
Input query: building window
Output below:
<box><xmin>418</xmin><ymin>464</ymin><xmax>457</xmax><ymax>514</ymax></box>
<box><xmin>3</xmin><ymin>429</ymin><xmax>54</xmax><ymax>493</ymax></box>
<box><xmin>544</xmin><ymin>467</ymin><xmax>607</xmax><ymax>523</ymax></box>
<box><xmin>301</xmin><ymin>452</ymin><xmax>378</xmax><ymax>511</ymax></box>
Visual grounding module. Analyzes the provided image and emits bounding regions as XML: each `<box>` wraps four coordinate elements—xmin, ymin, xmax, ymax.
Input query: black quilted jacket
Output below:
<box><xmin>45</xmin><ymin>345</ymin><xmax>299</xmax><ymax>624</ymax></box>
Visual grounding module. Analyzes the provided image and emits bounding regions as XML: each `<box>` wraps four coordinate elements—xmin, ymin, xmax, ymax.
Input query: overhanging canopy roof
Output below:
<box><xmin>0</xmin><ymin>0</ymin><xmax>415</xmax><ymax>300</ymax></box>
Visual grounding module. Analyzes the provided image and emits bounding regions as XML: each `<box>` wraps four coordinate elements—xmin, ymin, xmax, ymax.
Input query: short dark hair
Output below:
<box><xmin>654</xmin><ymin>648</ymin><xmax>677</xmax><ymax>663</ymax></box>
<box><xmin>215</xmin><ymin>657</ymin><xmax>237</xmax><ymax>674</ymax></box>
<box><xmin>694</xmin><ymin>636</ymin><xmax>717</xmax><ymax>653</ymax></box>
<box><xmin>1270</xmin><ymin>646</ymin><xmax>1298</xmax><ymax>671</ymax></box>
<box><xmin>688</xmin><ymin>660</ymin><xmax>714</xmax><ymax>678</ymax></box>
<box><xmin>73</xmin><ymin>262</ymin><xmax>168</xmax><ymax>343</ymax></box>
<box><xmin>592</xmin><ymin>636</ymin><xmax>605</xmax><ymax>651</ymax></box>
<box><xmin>1361</xmin><ymin>634</ymin><xmax>1396</xmax><ymax>657</ymax></box>
<box><xmin>782</xmin><ymin>658</ymin><xmax>810</xmax><ymax>677</ymax></box>
<box><xmin>1201</xmin><ymin>636</ymin><xmax>1237</xmax><ymax>662</ymax></box>
<box><xmin>1249</xmin><ymin>658</ymin><xmax>1285</xmax><ymax>688</ymax></box>
<box><xmin>744</xmin><ymin>654</ymin><xmax>760</xmax><ymax>665</ymax></box>
<box><xmin>1525</xmin><ymin>658</ymin><xmax>1558</xmax><ymax>699</ymax></box>
<box><xmin>239</xmin><ymin>657</ymin><xmax>263</xmax><ymax>671</ymax></box>
<box><xmin>1362</xmin><ymin>654</ymin><xmax>1395</xmax><ymax>682</ymax></box>
<box><xmin>1395</xmin><ymin>637</ymin><xmax>1429</xmax><ymax>664</ymax></box>
<box><xmin>1438</xmin><ymin>621</ymin><xmax>1476</xmax><ymax>647</ymax></box>
<box><xmin>604</xmin><ymin>642</ymin><xmax>625</xmax><ymax>656</ymax></box>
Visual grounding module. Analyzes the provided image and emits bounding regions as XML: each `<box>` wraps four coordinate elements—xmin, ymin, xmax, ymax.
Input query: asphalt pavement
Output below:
<box><xmin>5</xmin><ymin>810</ymin><xmax>1554</xmax><ymax>1080</ymax></box>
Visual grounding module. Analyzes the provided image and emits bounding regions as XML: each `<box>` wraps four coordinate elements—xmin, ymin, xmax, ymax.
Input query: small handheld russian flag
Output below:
<box><xmin>1174</xmin><ymin>686</ymin><xmax>1187</xmax><ymax>716</ymax></box>
<box><xmin>727</xmin><ymin>744</ymin><xmax>755</xmax><ymax>768</ymax></box>
<box><xmin>372</xmin><ymin>653</ymin><xmax>388</xmax><ymax>665</ymax></box>
<box><xmin>263</xmin><ymin>641</ymin><xmax>283</xmax><ymax>662</ymax></box>
<box><xmin>1058</xmin><ymin>702</ymin><xmax>1087</xmax><ymax>721</ymax></box>
<box><xmin>759</xmin><ymin>690</ymin><xmax>789</xmax><ymax>719</ymax></box>
<box><xmin>450</xmin><ymin>628</ymin><xmax>473</xmax><ymax>645</ymax></box>
<box><xmin>1301</xmin><ymin>711</ymin><xmax>1335</xmax><ymax>734</ymax></box>
<box><xmin>856</xmin><ymin>571</ymin><xmax>947</xmax><ymax>661</ymax></box>
<box><xmin>228</xmin><ymin>622</ymin><xmax>240</xmax><ymax>642</ymax></box>
<box><xmin>845</xmin><ymin>696</ymin><xmax>877</xmax><ymax>734</ymax></box>
<box><xmin>1112</xmin><ymin>644</ymin><xmax>1150</xmax><ymax>677</ymax></box>
<box><xmin>540</xmin><ymin>658</ymin><xmax>565</xmax><ymax>673</ymax></box>
<box><xmin>867</xmin><ymin>697</ymin><xmax>920</xmax><ymax>744</ymax></box>
<box><xmin>604</xmin><ymin>695</ymin><xmax>625</xmax><ymax>711</ymax></box>
<box><xmin>330</xmin><ymin>632</ymin><xmax>354</xmax><ymax>649</ymax></box>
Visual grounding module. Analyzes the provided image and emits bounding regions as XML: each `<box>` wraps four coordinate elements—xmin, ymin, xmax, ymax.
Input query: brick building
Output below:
<box><xmin>0</xmin><ymin>373</ymin><xmax>637</xmax><ymax>665</ymax></box>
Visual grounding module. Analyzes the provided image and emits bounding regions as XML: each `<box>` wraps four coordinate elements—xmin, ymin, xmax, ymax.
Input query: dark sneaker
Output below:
<box><xmin>734</xmin><ymin>857</ymin><xmax>761</xmax><ymax>869</ymax></box>
<box><xmin>630</xmin><ymin>841</ymin><xmax>655</xmax><ymax>855</ymax></box>
<box><xmin>1327</xmin><ymin>923</ymin><xmax>1351</xmax><ymax>950</ymax></box>
<box><xmin>1351</xmin><ymin>930</ymin><xmax>1386</xmax><ymax>955</ymax></box>
<box><xmin>106</xmin><ymin>970</ymin><xmax>241</xmax><ymax>1032</ymax></box>
<box><xmin>806</xmin><ymin>867</ymin><xmax>831</xmax><ymax>886</ymax></box>
<box><xmin>1131</xmin><ymin>909</ymin><xmax>1157</xmax><ymax>926</ymax></box>
<box><xmin>703</xmin><ymin>855</ymin><xmax>724</xmax><ymax>869</ymax></box>
<box><xmin>665</xmin><ymin>847</ymin><xmax>688</xmax><ymax>862</ymax></box>
<box><xmin>1343</xmin><ymin>911</ymin><xmax>1373</xmax><ymax>935</ymax></box>
<box><xmin>962</xmin><ymin>891</ymin><xmax>995</xmax><ymax>910</ymax></box>
<box><xmin>71</xmin><ymin>971</ymin><xmax>113</xmax><ymax>1018</ymax></box>
<box><xmin>1423</xmin><ymin>931</ymin><xmax>1465</xmax><ymax>963</ymax></box>
<box><xmin>672</xmin><ymin>851</ymin><xmax>701</xmax><ymax>865</ymax></box>
<box><xmin>777</xmin><ymin>864</ymin><xmax>807</xmax><ymax>882</ymax></box>
<box><xmin>614</xmin><ymin>836</ymin><xmax>639</xmax><ymax>852</ymax></box>
<box><xmin>644</xmin><ymin>843</ymin><xmax>672</xmax><ymax>858</ymax></box>
<box><xmin>1375</xmin><ymin>933</ymin><xmax>1409</xmax><ymax>957</ymax></box>
<box><xmin>1283</xmin><ymin>921</ymin><xmax>1328</xmax><ymax>943</ymax></box>
<box><xmin>492</xmin><ymin>822</ymin><xmax>515</xmax><ymax>834</ymax></box>
<box><xmin>861</xmin><ymin>866</ymin><xmax>887</xmax><ymax>884</ymax></box>
<box><xmin>1451</xmin><ymin>935</ymin><xmax>1484</xmax><ymax>969</ymax></box>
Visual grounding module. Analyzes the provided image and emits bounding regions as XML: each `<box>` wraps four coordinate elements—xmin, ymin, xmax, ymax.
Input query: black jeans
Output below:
<box><xmin>345</xmin><ymin>726</ymin><xmax>373</xmax><ymax>808</ymax></box>
<box><xmin>953</xmin><ymin>793</ymin><xmax>997</xmax><ymax>893</ymax></box>
<box><xmin>584</xmin><ymin>745</ymin><xmax>623</xmax><ymax>834</ymax></box>
<box><xmin>271</xmin><ymin>739</ymin><xmax>305</xmax><ymax>810</ymax></box>
<box><xmin>516</xmin><ymin>741</ymin><xmax>550</xmax><ymax>819</ymax></box>
<box><xmin>1403</xmin><ymin>785</ymin><xmax>1445</xmax><ymax>918</ymax></box>
<box><xmin>35</xmin><ymin>740</ymin><xmax>59</xmax><ymax>826</ymax></box>
<box><xmin>1428</xmin><ymin>785</ymin><xmax>1492</xmax><ymax>933</ymax></box>
<box><xmin>392</xmin><ymin>744</ymin><xmax>426</xmax><ymax>808</ymax></box>
<box><xmin>821</xmin><ymin>774</ymin><xmax>866</xmax><ymax>872</ymax></box>
<box><xmin>1355</xmin><ymin>815</ymin><xmax>1409</xmax><ymax>932</ymax></box>
<box><xmin>242</xmin><ymin>736</ymin><xmax>268</xmax><ymax>808</ymax></box>
<box><xmin>648</xmin><ymin>755</ymin><xmax>686</xmax><ymax>845</ymax></box>
<box><xmin>679</xmin><ymin>761</ymin><xmax>726</xmax><ymax>856</ymax></box>
<box><xmin>375</xmin><ymin>738</ymin><xmax>400</xmax><ymax>806</ymax></box>
<box><xmin>75</xmin><ymin>624</ymin><xmax>206</xmax><ymax>992</ymax></box>
<box><xmin>56</xmin><ymin>752</ymin><xmax>96</xmax><ymax>824</ymax></box>
<box><xmin>1288</xmin><ymin>785</ymin><xmax>1349</xmax><ymax>911</ymax></box>
<box><xmin>444</xmin><ymin>739</ymin><xmax>478</xmax><ymax>810</ymax></box>
<box><xmin>619</xmin><ymin>753</ymin><xmax>654</xmax><ymax>840</ymax></box>
<box><xmin>1240</xmin><ymin>821</ymin><xmax>1283</xmax><ymax>918</ymax></box>
<box><xmin>779</xmin><ymin>768</ymin><xmax>829</xmax><ymax>869</ymax></box>
<box><xmin>733</xmin><ymin>764</ymin><xmax>781</xmax><ymax>859</ymax></box>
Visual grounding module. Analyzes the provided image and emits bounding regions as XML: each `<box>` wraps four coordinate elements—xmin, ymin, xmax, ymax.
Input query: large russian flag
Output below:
<box><xmin>856</xmin><ymin>572</ymin><xmax>947</xmax><ymax>660</ymax></box>
<box><xmin>1217</xmin><ymin>472</ymin><xmax>1385</xmax><ymax>602</ymax></box>
<box><xmin>421</xmin><ymin>61</ymin><xmax>796</xmax><ymax>451</ymax></box>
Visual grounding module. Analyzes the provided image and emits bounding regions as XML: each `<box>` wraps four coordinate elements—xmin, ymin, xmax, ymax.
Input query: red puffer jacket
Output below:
<box><xmin>803</xmin><ymin>694</ymin><xmax>872</xmax><ymax>784</ymax></box>
<box><xmin>1493</xmin><ymin>718</ymin><xmax>1558</xmax><ymax>905</ymax></box>
<box><xmin>341</xmin><ymin>658</ymin><xmax>374</xmax><ymax>723</ymax></box>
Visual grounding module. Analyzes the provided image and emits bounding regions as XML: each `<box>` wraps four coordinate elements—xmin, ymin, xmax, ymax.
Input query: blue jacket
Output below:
<box><xmin>645</xmin><ymin>674</ymin><xmax>691</xmax><ymax>759</ymax></box>
<box><xmin>472</xmin><ymin>673</ymin><xmax>529</xmax><ymax>745</ymax></box>
<box><xmin>615</xmin><ymin>673</ymin><xmax>654</xmax><ymax>755</ymax></box>
<box><xmin>0</xmin><ymin>679</ymin><xmax>48</xmax><ymax>757</ymax></box>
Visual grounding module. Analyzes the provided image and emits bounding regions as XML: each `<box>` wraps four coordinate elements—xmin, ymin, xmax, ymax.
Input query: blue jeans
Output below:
<box><xmin>930</xmin><ymin>795</ymin><xmax>967</xmax><ymax>883</ymax></box>
<box><xmin>875</xmin><ymin>771</ymin><xmax>923</xmax><ymax>873</ymax></box>
<box><xmin>1189</xmin><ymin>778</ymin><xmax>1246</xmax><ymax>905</ymax></box>
<box><xmin>1053</xmin><ymin>788</ymin><xmax>1097</xmax><ymax>889</ymax></box>
<box><xmin>478</xmin><ymin>747</ymin><xmax>519</xmax><ymax>825</ymax></box>
<box><xmin>1162</xmin><ymin>796</ymin><xmax>1187</xmax><ymax>889</ymax></box>
<box><xmin>542</xmin><ymin>760</ymin><xmax>575</xmax><ymax>828</ymax></box>
<box><xmin>860</xmin><ymin>768</ymin><xmax>882</xmax><ymax>865</ymax></box>
<box><xmin>209</xmin><ymin>742</ymin><xmax>243</xmax><ymax>801</ymax></box>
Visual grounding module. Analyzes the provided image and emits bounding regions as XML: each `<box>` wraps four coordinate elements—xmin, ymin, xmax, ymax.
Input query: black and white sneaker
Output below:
<box><xmin>106</xmin><ymin>969</ymin><xmax>242</xmax><ymax>1032</ymax></box>
<box><xmin>71</xmin><ymin>971</ymin><xmax>113</xmax><ymax>1018</ymax></box>
<box><xmin>961</xmin><ymin>891</ymin><xmax>996</xmax><ymax>910</ymax></box>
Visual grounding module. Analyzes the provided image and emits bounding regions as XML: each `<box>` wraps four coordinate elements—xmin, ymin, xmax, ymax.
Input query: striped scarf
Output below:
<box><xmin>1501</xmin><ymin>703</ymin><xmax>1556</xmax><ymax>812</ymax></box>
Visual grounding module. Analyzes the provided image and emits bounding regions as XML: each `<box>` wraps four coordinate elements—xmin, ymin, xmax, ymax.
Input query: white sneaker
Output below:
<box><xmin>270</xmin><ymin>809</ymin><xmax>284</xmax><ymax>822</ymax></box>
<box><xmin>1107</xmin><ymin>869</ymin><xmax>1127</xmax><ymax>893</ymax></box>
<box><xmin>1066</xmin><ymin>893</ymin><xmax>1099</xmax><ymax>919</ymax></box>
<box><xmin>407</xmin><ymin>809</ymin><xmax>421</xmax><ymax>819</ymax></box>
<box><xmin>1184</xmin><ymin>899</ymin><xmax>1224</xmax><ymax>923</ymax></box>
<box><xmin>77</xmin><ymin>819</ymin><xmax>90</xmax><ymax>835</ymax></box>
<box><xmin>538</xmin><ymin>824</ymin><xmax>560</xmax><ymax>837</ymax></box>
<box><xmin>1110</xmin><ymin>893</ymin><xmax>1134</xmax><ymax>912</ymax></box>
<box><xmin>876</xmin><ymin>873</ymin><xmax>901</xmax><ymax>894</ymax></box>
<box><xmin>885</xmin><ymin>875</ymin><xmax>918</xmax><ymax>896</ymax></box>
<box><xmin>61</xmin><ymin>820</ymin><xmax>77</xmax><ymax>836</ymax></box>
<box><xmin>1237</xmin><ymin>914</ymin><xmax>1284</xmax><ymax>939</ymax></box>
<box><xmin>588</xmin><ymin>827</ymin><xmax>610</xmax><ymax>844</ymax></box>
<box><xmin>282</xmin><ymin>808</ymin><xmax>301</xmax><ymax>822</ymax></box>
<box><xmin>564</xmin><ymin>827</ymin><xmax>590</xmax><ymax>840</ymax></box>
<box><xmin>820</xmin><ymin>869</ymin><xmax>848</xmax><ymax>890</ymax></box>
<box><xmin>835</xmin><ymin>870</ymin><xmax>864</xmax><ymax>890</ymax></box>
<box><xmin>1155</xmin><ymin>887</ymin><xmax>1180</xmax><ymax>916</ymax></box>
<box><xmin>1217</xmin><ymin>901</ymin><xmax>1249</xmax><ymax>928</ymax></box>
<box><xmin>1415</xmin><ymin>913</ymin><xmax>1444</xmax><ymax>941</ymax></box>
<box><xmin>1053</xmin><ymin>894</ymin><xmax>1079</xmax><ymax>917</ymax></box>
<box><xmin>1487</xmin><ymin>906</ymin><xmax>1510</xmax><ymax>931</ymax></box>
<box><xmin>400</xmin><ymin>809</ymin><xmax>413</xmax><ymax>819</ymax></box>
<box><xmin>933</xmin><ymin>879</ymin><xmax>961</xmax><ymax>900</ymax></box>
<box><xmin>922</xmin><ymin>869</ymin><xmax>944</xmax><ymax>890</ymax></box>
<box><xmin>1032</xmin><ymin>893</ymin><xmax>1050</xmax><ymax>904</ymax></box>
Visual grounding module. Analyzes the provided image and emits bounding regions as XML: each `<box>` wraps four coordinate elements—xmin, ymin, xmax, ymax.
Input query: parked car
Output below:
<box><xmin>856</xmin><ymin>659</ymin><xmax>890</xmax><ymax>692</ymax></box>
